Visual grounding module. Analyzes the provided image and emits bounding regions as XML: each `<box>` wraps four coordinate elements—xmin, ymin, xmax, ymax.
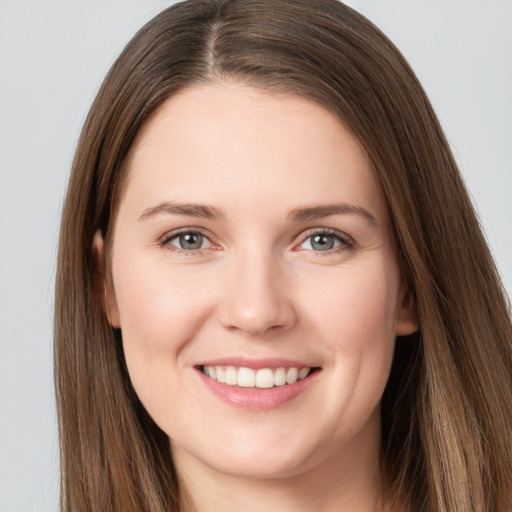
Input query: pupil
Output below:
<box><xmin>312</xmin><ymin>234</ymin><xmax>334</xmax><ymax>251</ymax></box>
<box><xmin>179</xmin><ymin>232</ymin><xmax>202</xmax><ymax>250</ymax></box>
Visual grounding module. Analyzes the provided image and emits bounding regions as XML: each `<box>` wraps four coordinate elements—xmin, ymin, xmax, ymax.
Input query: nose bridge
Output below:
<box><xmin>218</xmin><ymin>242</ymin><xmax>296</xmax><ymax>336</ymax></box>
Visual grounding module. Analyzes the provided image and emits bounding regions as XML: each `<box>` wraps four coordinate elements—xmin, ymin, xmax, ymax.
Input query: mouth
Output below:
<box><xmin>199</xmin><ymin>365</ymin><xmax>318</xmax><ymax>389</ymax></box>
<box><xmin>194</xmin><ymin>358</ymin><xmax>322</xmax><ymax>409</ymax></box>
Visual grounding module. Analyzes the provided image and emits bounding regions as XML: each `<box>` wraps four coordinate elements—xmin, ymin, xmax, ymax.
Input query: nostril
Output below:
<box><xmin>218</xmin><ymin>296</ymin><xmax>298</xmax><ymax>337</ymax></box>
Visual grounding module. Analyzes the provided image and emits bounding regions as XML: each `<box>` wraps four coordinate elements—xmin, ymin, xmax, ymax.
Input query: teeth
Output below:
<box><xmin>286</xmin><ymin>367</ymin><xmax>298</xmax><ymax>384</ymax></box>
<box><xmin>216</xmin><ymin>367</ymin><xmax>226</xmax><ymax>384</ymax></box>
<box><xmin>225</xmin><ymin>366</ymin><xmax>238</xmax><ymax>385</ymax></box>
<box><xmin>255</xmin><ymin>368</ymin><xmax>274</xmax><ymax>389</ymax></box>
<box><xmin>298</xmin><ymin>367</ymin><xmax>310</xmax><ymax>380</ymax></box>
<box><xmin>202</xmin><ymin>365</ymin><xmax>312</xmax><ymax>388</ymax></box>
<box><xmin>238</xmin><ymin>367</ymin><xmax>255</xmax><ymax>387</ymax></box>
<box><xmin>274</xmin><ymin>367</ymin><xmax>287</xmax><ymax>386</ymax></box>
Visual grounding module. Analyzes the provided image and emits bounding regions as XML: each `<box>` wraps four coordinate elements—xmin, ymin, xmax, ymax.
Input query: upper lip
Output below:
<box><xmin>195</xmin><ymin>356</ymin><xmax>319</xmax><ymax>370</ymax></box>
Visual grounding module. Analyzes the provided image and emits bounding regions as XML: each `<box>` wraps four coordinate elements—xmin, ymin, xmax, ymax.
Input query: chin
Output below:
<box><xmin>173</xmin><ymin>429</ymin><xmax>325</xmax><ymax>482</ymax></box>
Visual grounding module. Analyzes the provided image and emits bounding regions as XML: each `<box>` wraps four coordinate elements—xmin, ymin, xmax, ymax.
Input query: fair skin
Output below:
<box><xmin>95</xmin><ymin>82</ymin><xmax>417</xmax><ymax>512</ymax></box>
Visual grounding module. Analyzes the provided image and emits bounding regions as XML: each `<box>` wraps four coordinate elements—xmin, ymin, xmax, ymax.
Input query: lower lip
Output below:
<box><xmin>196</xmin><ymin>369</ymin><xmax>320</xmax><ymax>410</ymax></box>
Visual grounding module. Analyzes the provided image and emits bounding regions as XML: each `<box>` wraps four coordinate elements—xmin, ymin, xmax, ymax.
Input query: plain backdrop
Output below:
<box><xmin>0</xmin><ymin>1</ymin><xmax>511</xmax><ymax>510</ymax></box>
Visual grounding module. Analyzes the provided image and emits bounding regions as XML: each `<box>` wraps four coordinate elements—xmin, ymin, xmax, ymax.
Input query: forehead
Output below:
<box><xmin>120</xmin><ymin>81</ymin><xmax>387</xmax><ymax>223</ymax></box>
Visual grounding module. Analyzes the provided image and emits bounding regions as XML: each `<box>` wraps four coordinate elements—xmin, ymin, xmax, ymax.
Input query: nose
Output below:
<box><xmin>218</xmin><ymin>251</ymin><xmax>297</xmax><ymax>337</ymax></box>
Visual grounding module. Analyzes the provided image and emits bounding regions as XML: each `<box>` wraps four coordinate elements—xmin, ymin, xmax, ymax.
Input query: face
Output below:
<box><xmin>97</xmin><ymin>82</ymin><xmax>417</xmax><ymax>483</ymax></box>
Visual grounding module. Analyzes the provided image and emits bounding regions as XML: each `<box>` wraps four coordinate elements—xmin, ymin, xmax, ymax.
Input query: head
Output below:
<box><xmin>55</xmin><ymin>1</ymin><xmax>512</xmax><ymax>511</ymax></box>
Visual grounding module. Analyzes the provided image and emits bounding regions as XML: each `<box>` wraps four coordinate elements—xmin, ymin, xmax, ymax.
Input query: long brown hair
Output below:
<box><xmin>54</xmin><ymin>1</ymin><xmax>512</xmax><ymax>510</ymax></box>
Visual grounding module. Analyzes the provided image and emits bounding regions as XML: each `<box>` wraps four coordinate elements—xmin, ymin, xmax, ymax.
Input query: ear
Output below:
<box><xmin>395</xmin><ymin>284</ymin><xmax>418</xmax><ymax>336</ymax></box>
<box><xmin>92</xmin><ymin>231</ymin><xmax>120</xmax><ymax>328</ymax></box>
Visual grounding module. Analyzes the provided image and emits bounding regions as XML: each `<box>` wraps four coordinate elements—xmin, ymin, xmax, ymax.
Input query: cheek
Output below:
<box><xmin>303</xmin><ymin>260</ymin><xmax>399</xmax><ymax>404</ymax></box>
<box><xmin>111</xmin><ymin>259</ymin><xmax>217</xmax><ymax>426</ymax></box>
<box><xmin>302</xmin><ymin>262</ymin><xmax>400</xmax><ymax>353</ymax></box>
<box><xmin>112</xmin><ymin>257</ymin><xmax>217</xmax><ymax>373</ymax></box>
<box><xmin>296</xmin><ymin>262</ymin><xmax>399</xmax><ymax>441</ymax></box>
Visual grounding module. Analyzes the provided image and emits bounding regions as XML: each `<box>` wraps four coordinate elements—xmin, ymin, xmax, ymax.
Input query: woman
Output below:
<box><xmin>54</xmin><ymin>0</ymin><xmax>512</xmax><ymax>510</ymax></box>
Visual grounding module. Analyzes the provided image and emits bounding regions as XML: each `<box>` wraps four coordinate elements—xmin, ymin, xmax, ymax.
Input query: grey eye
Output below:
<box><xmin>172</xmin><ymin>232</ymin><xmax>205</xmax><ymax>250</ymax></box>
<box><xmin>299</xmin><ymin>233</ymin><xmax>346</xmax><ymax>252</ymax></box>
<box><xmin>310</xmin><ymin>234</ymin><xmax>335</xmax><ymax>251</ymax></box>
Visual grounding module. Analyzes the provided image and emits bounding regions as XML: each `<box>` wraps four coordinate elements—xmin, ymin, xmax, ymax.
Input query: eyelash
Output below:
<box><xmin>295</xmin><ymin>228</ymin><xmax>355</xmax><ymax>255</ymax></box>
<box><xmin>158</xmin><ymin>228</ymin><xmax>217</xmax><ymax>256</ymax></box>
<box><xmin>158</xmin><ymin>227</ymin><xmax>355</xmax><ymax>256</ymax></box>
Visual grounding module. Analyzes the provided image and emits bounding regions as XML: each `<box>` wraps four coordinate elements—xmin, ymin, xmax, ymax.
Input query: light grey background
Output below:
<box><xmin>1</xmin><ymin>1</ymin><xmax>510</xmax><ymax>510</ymax></box>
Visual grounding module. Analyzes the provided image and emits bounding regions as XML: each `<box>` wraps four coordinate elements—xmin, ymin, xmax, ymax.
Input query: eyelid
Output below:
<box><xmin>157</xmin><ymin>226</ymin><xmax>354</xmax><ymax>255</ymax></box>
<box><xmin>158</xmin><ymin>227</ymin><xmax>221</xmax><ymax>253</ymax></box>
<box><xmin>294</xmin><ymin>227</ymin><xmax>355</xmax><ymax>253</ymax></box>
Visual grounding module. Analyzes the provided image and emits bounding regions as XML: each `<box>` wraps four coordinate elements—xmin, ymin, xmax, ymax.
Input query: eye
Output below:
<box><xmin>297</xmin><ymin>230</ymin><xmax>354</xmax><ymax>253</ymax></box>
<box><xmin>160</xmin><ymin>230</ymin><xmax>216</xmax><ymax>253</ymax></box>
<box><xmin>171</xmin><ymin>232</ymin><xmax>207</xmax><ymax>250</ymax></box>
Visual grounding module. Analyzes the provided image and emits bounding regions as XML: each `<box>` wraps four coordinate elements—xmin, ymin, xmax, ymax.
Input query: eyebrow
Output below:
<box><xmin>139</xmin><ymin>200</ymin><xmax>377</xmax><ymax>226</ymax></box>
<box><xmin>288</xmin><ymin>203</ymin><xmax>377</xmax><ymax>226</ymax></box>
<box><xmin>139</xmin><ymin>201</ymin><xmax>223</xmax><ymax>221</ymax></box>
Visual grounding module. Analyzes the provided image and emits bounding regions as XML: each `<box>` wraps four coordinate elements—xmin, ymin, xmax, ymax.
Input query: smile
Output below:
<box><xmin>196</xmin><ymin>359</ymin><xmax>321</xmax><ymax>410</ymax></box>
<box><xmin>201</xmin><ymin>365</ymin><xmax>312</xmax><ymax>388</ymax></box>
